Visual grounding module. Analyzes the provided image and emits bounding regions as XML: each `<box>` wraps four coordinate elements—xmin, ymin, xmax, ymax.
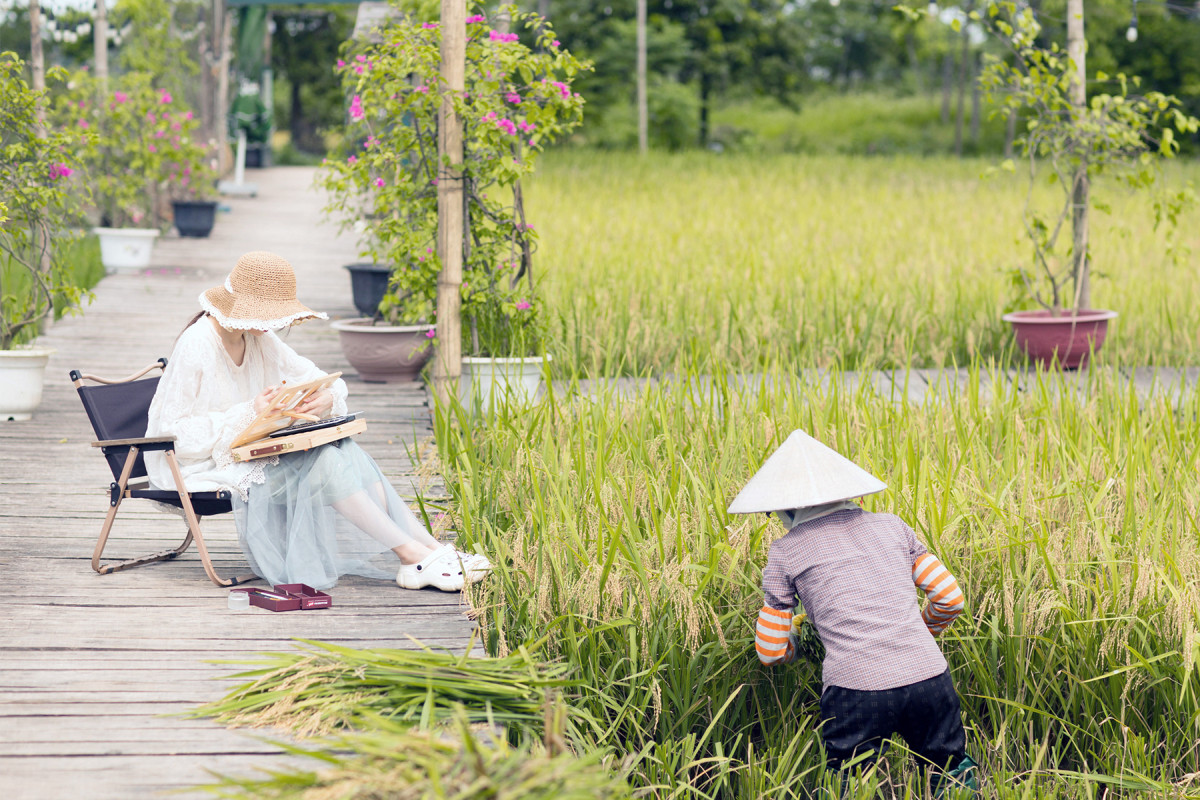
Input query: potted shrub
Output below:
<box><xmin>0</xmin><ymin>55</ymin><xmax>91</xmax><ymax>420</ymax></box>
<box><xmin>980</xmin><ymin>1</ymin><xmax>1198</xmax><ymax>369</ymax></box>
<box><xmin>167</xmin><ymin>128</ymin><xmax>218</xmax><ymax>238</ymax></box>
<box><xmin>319</xmin><ymin>2</ymin><xmax>586</xmax><ymax>393</ymax></box>
<box><xmin>56</xmin><ymin>71</ymin><xmax>206</xmax><ymax>270</ymax></box>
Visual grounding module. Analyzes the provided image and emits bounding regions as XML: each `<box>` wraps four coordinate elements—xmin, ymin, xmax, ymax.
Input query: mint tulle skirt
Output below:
<box><xmin>231</xmin><ymin>439</ymin><xmax>428</xmax><ymax>589</ymax></box>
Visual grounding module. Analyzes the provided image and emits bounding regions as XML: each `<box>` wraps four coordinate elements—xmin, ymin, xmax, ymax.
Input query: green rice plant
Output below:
<box><xmin>526</xmin><ymin>152</ymin><xmax>1200</xmax><ymax>376</ymax></box>
<box><xmin>434</xmin><ymin>362</ymin><xmax>1200</xmax><ymax>797</ymax></box>
<box><xmin>201</xmin><ymin>707</ymin><xmax>633</xmax><ymax>799</ymax></box>
<box><xmin>193</xmin><ymin>638</ymin><xmax>584</xmax><ymax>740</ymax></box>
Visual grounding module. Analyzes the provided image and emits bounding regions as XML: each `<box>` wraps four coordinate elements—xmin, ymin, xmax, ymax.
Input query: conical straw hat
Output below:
<box><xmin>727</xmin><ymin>429</ymin><xmax>886</xmax><ymax>514</ymax></box>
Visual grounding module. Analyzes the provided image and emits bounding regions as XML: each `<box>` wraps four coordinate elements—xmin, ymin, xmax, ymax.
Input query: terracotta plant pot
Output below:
<box><xmin>330</xmin><ymin>319</ymin><xmax>434</xmax><ymax>383</ymax></box>
<box><xmin>1001</xmin><ymin>309</ymin><xmax>1118</xmax><ymax>369</ymax></box>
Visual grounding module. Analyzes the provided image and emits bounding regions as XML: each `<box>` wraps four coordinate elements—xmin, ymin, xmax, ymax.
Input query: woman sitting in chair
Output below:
<box><xmin>145</xmin><ymin>250</ymin><xmax>489</xmax><ymax>592</ymax></box>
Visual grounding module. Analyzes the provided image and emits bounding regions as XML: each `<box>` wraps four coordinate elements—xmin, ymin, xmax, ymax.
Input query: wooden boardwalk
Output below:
<box><xmin>0</xmin><ymin>168</ymin><xmax>475</xmax><ymax>799</ymax></box>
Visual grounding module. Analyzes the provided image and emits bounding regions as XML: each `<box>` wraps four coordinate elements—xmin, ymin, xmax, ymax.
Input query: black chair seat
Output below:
<box><xmin>128</xmin><ymin>488</ymin><xmax>233</xmax><ymax>516</ymax></box>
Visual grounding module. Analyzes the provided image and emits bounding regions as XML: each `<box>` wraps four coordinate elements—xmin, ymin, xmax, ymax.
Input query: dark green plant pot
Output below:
<box><xmin>244</xmin><ymin>143</ymin><xmax>271</xmax><ymax>168</ymax></box>
<box><xmin>344</xmin><ymin>263</ymin><xmax>392</xmax><ymax>317</ymax></box>
<box><xmin>172</xmin><ymin>200</ymin><xmax>218</xmax><ymax>238</ymax></box>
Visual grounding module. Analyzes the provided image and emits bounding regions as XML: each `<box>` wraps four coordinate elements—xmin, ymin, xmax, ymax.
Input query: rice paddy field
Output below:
<box><xmin>203</xmin><ymin>153</ymin><xmax>1200</xmax><ymax>798</ymax></box>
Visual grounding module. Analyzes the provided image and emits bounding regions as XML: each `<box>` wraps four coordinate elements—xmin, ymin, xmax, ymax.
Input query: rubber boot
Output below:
<box><xmin>934</xmin><ymin>755</ymin><xmax>978</xmax><ymax>798</ymax></box>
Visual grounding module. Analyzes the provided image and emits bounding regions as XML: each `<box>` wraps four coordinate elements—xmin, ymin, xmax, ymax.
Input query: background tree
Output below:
<box><xmin>271</xmin><ymin>6</ymin><xmax>355</xmax><ymax>154</ymax></box>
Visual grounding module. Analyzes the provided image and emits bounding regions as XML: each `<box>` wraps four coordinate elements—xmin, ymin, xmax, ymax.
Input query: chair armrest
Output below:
<box><xmin>92</xmin><ymin>436</ymin><xmax>177</xmax><ymax>451</ymax></box>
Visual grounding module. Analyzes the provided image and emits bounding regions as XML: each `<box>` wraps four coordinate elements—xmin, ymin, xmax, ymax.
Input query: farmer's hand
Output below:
<box><xmin>293</xmin><ymin>388</ymin><xmax>334</xmax><ymax>419</ymax></box>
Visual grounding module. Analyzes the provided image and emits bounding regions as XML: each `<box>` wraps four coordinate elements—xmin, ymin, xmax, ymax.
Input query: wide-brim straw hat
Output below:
<box><xmin>727</xmin><ymin>429</ymin><xmax>886</xmax><ymax>514</ymax></box>
<box><xmin>199</xmin><ymin>251</ymin><xmax>328</xmax><ymax>331</ymax></box>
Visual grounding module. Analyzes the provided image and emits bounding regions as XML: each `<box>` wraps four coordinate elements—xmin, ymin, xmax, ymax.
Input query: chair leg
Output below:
<box><xmin>166</xmin><ymin>451</ymin><xmax>258</xmax><ymax>588</ymax></box>
<box><xmin>91</xmin><ymin>446</ymin><xmax>193</xmax><ymax>574</ymax></box>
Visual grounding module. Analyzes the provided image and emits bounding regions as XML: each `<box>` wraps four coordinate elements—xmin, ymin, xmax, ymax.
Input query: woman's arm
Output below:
<box><xmin>265</xmin><ymin>332</ymin><xmax>348</xmax><ymax>417</ymax></box>
<box><xmin>757</xmin><ymin>540</ymin><xmax>798</xmax><ymax>666</ymax></box>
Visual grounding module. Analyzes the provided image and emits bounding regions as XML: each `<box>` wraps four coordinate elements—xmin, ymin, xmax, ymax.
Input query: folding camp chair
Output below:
<box><xmin>71</xmin><ymin>359</ymin><xmax>257</xmax><ymax>587</ymax></box>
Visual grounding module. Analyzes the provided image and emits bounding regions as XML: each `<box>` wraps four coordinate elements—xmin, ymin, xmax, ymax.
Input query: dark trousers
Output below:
<box><xmin>819</xmin><ymin>669</ymin><xmax>967</xmax><ymax>775</ymax></box>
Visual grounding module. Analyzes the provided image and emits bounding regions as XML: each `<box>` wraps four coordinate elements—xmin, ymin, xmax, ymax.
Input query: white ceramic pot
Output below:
<box><xmin>94</xmin><ymin>227</ymin><xmax>160</xmax><ymax>272</ymax></box>
<box><xmin>0</xmin><ymin>346</ymin><xmax>55</xmax><ymax>421</ymax></box>
<box><xmin>459</xmin><ymin>355</ymin><xmax>549</xmax><ymax>408</ymax></box>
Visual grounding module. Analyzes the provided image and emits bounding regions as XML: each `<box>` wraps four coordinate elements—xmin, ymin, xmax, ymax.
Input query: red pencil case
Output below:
<box><xmin>231</xmin><ymin>584</ymin><xmax>332</xmax><ymax>612</ymax></box>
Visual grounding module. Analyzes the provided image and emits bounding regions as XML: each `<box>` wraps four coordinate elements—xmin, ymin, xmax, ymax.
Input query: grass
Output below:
<box><xmin>0</xmin><ymin>233</ymin><xmax>103</xmax><ymax>347</ymax></box>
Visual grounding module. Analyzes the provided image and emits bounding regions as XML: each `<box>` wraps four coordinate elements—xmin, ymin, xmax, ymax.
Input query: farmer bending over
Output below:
<box><xmin>728</xmin><ymin>430</ymin><xmax>978</xmax><ymax>796</ymax></box>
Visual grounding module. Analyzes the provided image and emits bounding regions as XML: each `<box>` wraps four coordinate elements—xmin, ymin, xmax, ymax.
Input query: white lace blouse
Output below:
<box><xmin>145</xmin><ymin>317</ymin><xmax>349</xmax><ymax>500</ymax></box>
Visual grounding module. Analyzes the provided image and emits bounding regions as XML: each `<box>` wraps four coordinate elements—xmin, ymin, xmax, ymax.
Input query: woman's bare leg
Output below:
<box><xmin>332</xmin><ymin>490</ymin><xmax>437</xmax><ymax>563</ymax></box>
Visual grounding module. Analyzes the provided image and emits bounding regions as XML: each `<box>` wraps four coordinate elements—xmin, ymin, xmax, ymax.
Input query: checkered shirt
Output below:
<box><xmin>762</xmin><ymin>507</ymin><xmax>949</xmax><ymax>691</ymax></box>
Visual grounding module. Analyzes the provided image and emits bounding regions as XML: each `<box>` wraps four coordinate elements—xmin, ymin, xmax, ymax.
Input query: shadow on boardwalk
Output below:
<box><xmin>0</xmin><ymin>168</ymin><xmax>474</xmax><ymax>799</ymax></box>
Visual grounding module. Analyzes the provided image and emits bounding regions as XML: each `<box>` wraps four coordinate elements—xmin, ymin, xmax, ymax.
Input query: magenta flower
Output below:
<box><xmin>347</xmin><ymin>155</ymin><xmax>357</xmax><ymax>164</ymax></box>
<box><xmin>154</xmin><ymin>130</ymin><xmax>166</xmax><ymax>138</ymax></box>
<box><xmin>516</xmin><ymin>300</ymin><xmax>531</xmax><ymax>310</ymax></box>
<box><xmin>184</xmin><ymin>111</ymin><xmax>193</xmax><ymax>120</ymax></box>
<box><xmin>416</xmin><ymin>85</ymin><xmax>429</xmax><ymax>93</ymax></box>
<box><xmin>112</xmin><ymin>91</ymin><xmax>128</xmax><ymax>104</ymax></box>
<box><xmin>505</xmin><ymin>91</ymin><xmax>521</xmax><ymax>104</ymax></box>
<box><xmin>488</xmin><ymin>30</ymin><xmax>519</xmax><ymax>43</ymax></box>
<box><xmin>482</xmin><ymin>111</ymin><xmax>497</xmax><ymax>122</ymax></box>
<box><xmin>337</xmin><ymin>58</ymin><xmax>345</xmax><ymax>68</ymax></box>
<box><xmin>466</xmin><ymin>14</ymin><xmax>486</xmax><ymax>23</ymax></box>
<box><xmin>552</xmin><ymin>39</ymin><xmax>560</xmax><ymax>47</ymax></box>
<box><xmin>422</xmin><ymin>21</ymin><xmax>438</xmax><ymax>28</ymax></box>
<box><xmin>518</xmin><ymin>120</ymin><xmax>536</xmax><ymax>133</ymax></box>
<box><xmin>146</xmin><ymin>111</ymin><xmax>156</xmax><ymax>122</ymax></box>
<box><xmin>77</xmin><ymin>119</ymin><xmax>89</xmax><ymax>128</ymax></box>
<box><xmin>49</xmin><ymin>163</ymin><xmax>73</xmax><ymax>180</ymax></box>
<box><xmin>374</xmin><ymin>177</ymin><xmax>385</xmax><ymax>187</ymax></box>
<box><xmin>495</xmin><ymin>118</ymin><xmax>517</xmax><ymax>135</ymax></box>
<box><xmin>349</xmin><ymin>94</ymin><xmax>364</xmax><ymax>120</ymax></box>
<box><xmin>356</xmin><ymin>54</ymin><xmax>367</xmax><ymax>63</ymax></box>
<box><xmin>424</xmin><ymin>329</ymin><xmax>436</xmax><ymax>338</ymax></box>
<box><xmin>159</xmin><ymin>91</ymin><xmax>173</xmax><ymax>104</ymax></box>
<box><xmin>364</xmin><ymin>135</ymin><xmax>377</xmax><ymax>149</ymax></box>
<box><xmin>171</xmin><ymin>122</ymin><xmax>181</xmax><ymax>131</ymax></box>
<box><xmin>355</xmin><ymin>65</ymin><xmax>365</xmax><ymax>75</ymax></box>
<box><xmin>550</xmin><ymin>81</ymin><xmax>570</xmax><ymax>98</ymax></box>
<box><xmin>148</xmin><ymin>144</ymin><xmax>157</xmax><ymax>153</ymax></box>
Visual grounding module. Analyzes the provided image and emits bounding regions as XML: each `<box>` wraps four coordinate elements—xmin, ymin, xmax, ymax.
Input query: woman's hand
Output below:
<box><xmin>253</xmin><ymin>385</ymin><xmax>281</xmax><ymax>414</ymax></box>
<box><xmin>293</xmin><ymin>388</ymin><xmax>334</xmax><ymax>419</ymax></box>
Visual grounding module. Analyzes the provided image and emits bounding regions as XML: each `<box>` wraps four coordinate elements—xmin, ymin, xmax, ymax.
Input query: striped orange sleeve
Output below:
<box><xmin>912</xmin><ymin>553</ymin><xmax>964</xmax><ymax>636</ymax></box>
<box><xmin>756</xmin><ymin>605</ymin><xmax>795</xmax><ymax>666</ymax></box>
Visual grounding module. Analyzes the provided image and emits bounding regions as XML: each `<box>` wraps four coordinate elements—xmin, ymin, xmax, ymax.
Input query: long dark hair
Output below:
<box><xmin>177</xmin><ymin>311</ymin><xmax>209</xmax><ymax>344</ymax></box>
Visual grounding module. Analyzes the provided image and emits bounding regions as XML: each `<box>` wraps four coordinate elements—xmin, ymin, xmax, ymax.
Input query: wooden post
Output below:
<box><xmin>1066</xmin><ymin>0</ymin><xmax>1090</xmax><ymax>311</ymax></box>
<box><xmin>29</xmin><ymin>0</ymin><xmax>45</xmax><ymax>127</ymax></box>
<box><xmin>214</xmin><ymin>0</ymin><xmax>232</xmax><ymax>175</ymax></box>
<box><xmin>433</xmin><ymin>0</ymin><xmax>465</xmax><ymax>406</ymax></box>
<box><xmin>636</xmin><ymin>0</ymin><xmax>647</xmax><ymax>154</ymax></box>
<box><xmin>94</xmin><ymin>0</ymin><xmax>109</xmax><ymax>90</ymax></box>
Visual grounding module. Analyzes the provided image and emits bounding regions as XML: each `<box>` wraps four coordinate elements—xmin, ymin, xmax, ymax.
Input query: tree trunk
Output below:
<box><xmin>433</xmin><ymin>0</ymin><xmax>465</xmax><ymax>402</ymax></box>
<box><xmin>94</xmin><ymin>0</ymin><xmax>108</xmax><ymax>90</ymax></box>
<box><xmin>29</xmin><ymin>0</ymin><xmax>45</xmax><ymax>120</ymax></box>
<box><xmin>953</xmin><ymin>5</ymin><xmax>971</xmax><ymax>157</ymax></box>
<box><xmin>940</xmin><ymin>51</ymin><xmax>953</xmax><ymax>124</ymax></box>
<box><xmin>636</xmin><ymin>0</ymin><xmax>647</xmax><ymax>154</ymax></box>
<box><xmin>698</xmin><ymin>73</ymin><xmax>710</xmax><ymax>147</ymax></box>
<box><xmin>1067</xmin><ymin>0</ymin><xmax>1089</xmax><ymax>311</ymax></box>
<box><xmin>214</xmin><ymin>0</ymin><xmax>231</xmax><ymax>175</ymax></box>
<box><xmin>1003</xmin><ymin>107</ymin><xmax>1017</xmax><ymax>158</ymax></box>
<box><xmin>969</xmin><ymin>51</ymin><xmax>981</xmax><ymax>144</ymax></box>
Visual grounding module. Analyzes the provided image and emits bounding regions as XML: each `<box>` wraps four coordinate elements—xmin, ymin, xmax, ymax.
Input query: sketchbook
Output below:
<box><xmin>229</xmin><ymin>373</ymin><xmax>367</xmax><ymax>462</ymax></box>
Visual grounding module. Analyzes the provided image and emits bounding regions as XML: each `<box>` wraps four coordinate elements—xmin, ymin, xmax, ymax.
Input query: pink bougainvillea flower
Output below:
<box><xmin>431</xmin><ymin>178</ymin><xmax>438</xmax><ymax>185</ymax></box>
<box><xmin>466</xmin><ymin>14</ymin><xmax>486</xmax><ymax>23</ymax></box>
<box><xmin>505</xmin><ymin>91</ymin><xmax>521</xmax><ymax>104</ymax></box>
<box><xmin>347</xmin><ymin>155</ymin><xmax>357</xmax><ymax>164</ymax></box>
<box><xmin>171</xmin><ymin>122</ymin><xmax>181</xmax><ymax>131</ymax></box>
<box><xmin>77</xmin><ymin>119</ymin><xmax>89</xmax><ymax>128</ymax></box>
<box><xmin>355</xmin><ymin>64</ymin><xmax>365</xmax><ymax>75</ymax></box>
<box><xmin>173</xmin><ymin>136</ymin><xmax>181</xmax><ymax>145</ymax></box>
<box><xmin>488</xmin><ymin>30</ymin><xmax>518</xmax><ymax>43</ymax></box>
<box><xmin>496</xmin><ymin>118</ymin><xmax>517</xmax><ymax>135</ymax></box>
<box><xmin>49</xmin><ymin>163</ymin><xmax>73</xmax><ymax>180</ymax></box>
<box><xmin>77</xmin><ymin>99</ymin><xmax>86</xmax><ymax>108</ymax></box>
<box><xmin>518</xmin><ymin>120</ymin><xmax>535</xmax><ymax>133</ymax></box>
<box><xmin>113</xmin><ymin>91</ymin><xmax>128</xmax><ymax>104</ymax></box>
<box><xmin>422</xmin><ymin>21</ymin><xmax>438</xmax><ymax>28</ymax></box>
<box><xmin>516</xmin><ymin>300</ymin><xmax>532</xmax><ymax>310</ymax></box>
<box><xmin>154</xmin><ymin>130</ymin><xmax>166</xmax><ymax>138</ymax></box>
<box><xmin>337</xmin><ymin>58</ymin><xmax>345</xmax><ymax>68</ymax></box>
<box><xmin>355</xmin><ymin>54</ymin><xmax>367</xmax><ymax>63</ymax></box>
<box><xmin>551</xmin><ymin>81</ymin><xmax>570</xmax><ymax>98</ymax></box>
<box><xmin>426</xmin><ymin>247</ymin><xmax>433</xmax><ymax>253</ymax></box>
<box><xmin>552</xmin><ymin>39</ymin><xmax>560</xmax><ymax>47</ymax></box>
<box><xmin>148</xmin><ymin>144</ymin><xmax>157</xmax><ymax>153</ymax></box>
<box><xmin>374</xmin><ymin>177</ymin><xmax>385</xmax><ymax>187</ymax></box>
<box><xmin>184</xmin><ymin>111</ymin><xmax>193</xmax><ymax>120</ymax></box>
<box><xmin>159</xmin><ymin>91</ymin><xmax>173</xmax><ymax>104</ymax></box>
<box><xmin>482</xmin><ymin>111</ymin><xmax>497</xmax><ymax>122</ymax></box>
<box><xmin>424</xmin><ymin>329</ymin><xmax>436</xmax><ymax>338</ymax></box>
<box><xmin>416</xmin><ymin>85</ymin><xmax>429</xmax><ymax>93</ymax></box>
<box><xmin>146</xmin><ymin>111</ymin><xmax>156</xmax><ymax>122</ymax></box>
<box><xmin>418</xmin><ymin>255</ymin><xmax>425</xmax><ymax>262</ymax></box>
<box><xmin>349</xmin><ymin>94</ymin><xmax>364</xmax><ymax>120</ymax></box>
